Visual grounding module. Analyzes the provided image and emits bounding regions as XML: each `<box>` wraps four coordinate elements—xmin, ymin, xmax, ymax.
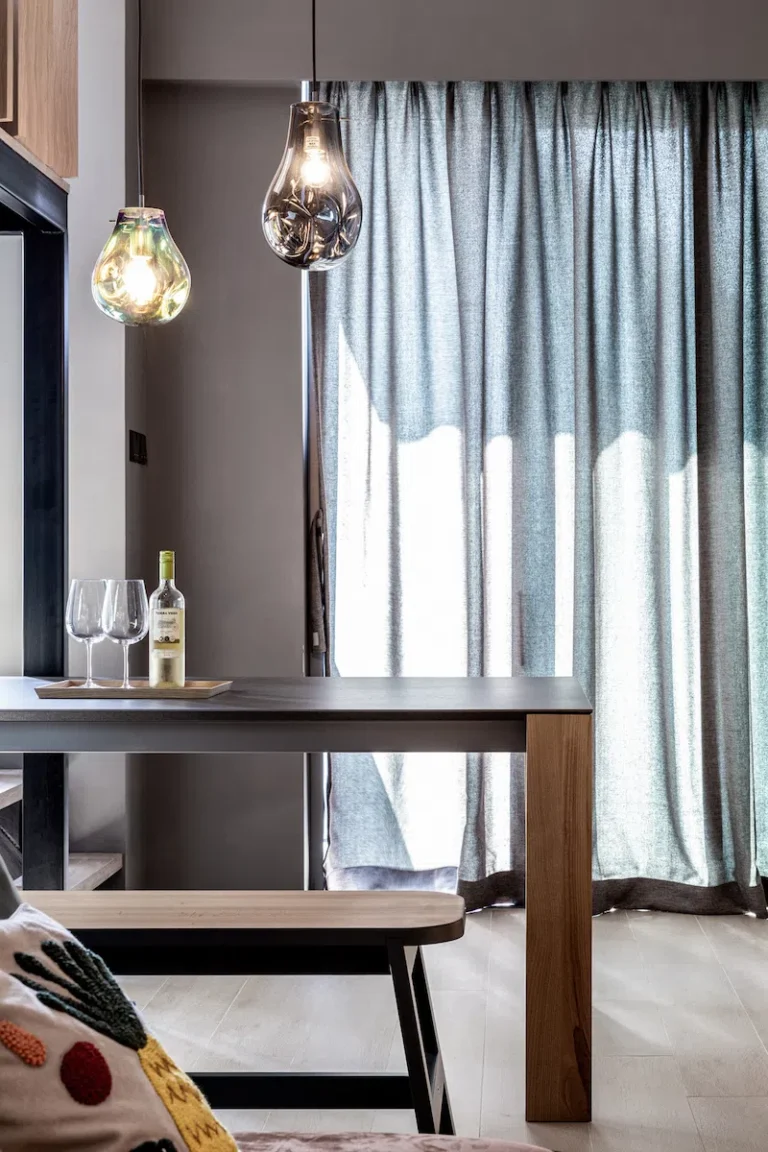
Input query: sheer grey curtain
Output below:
<box><xmin>310</xmin><ymin>82</ymin><xmax>768</xmax><ymax>915</ymax></box>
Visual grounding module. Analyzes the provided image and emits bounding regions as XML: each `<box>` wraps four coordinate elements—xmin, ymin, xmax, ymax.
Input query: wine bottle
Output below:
<box><xmin>149</xmin><ymin>551</ymin><xmax>185</xmax><ymax>688</ymax></box>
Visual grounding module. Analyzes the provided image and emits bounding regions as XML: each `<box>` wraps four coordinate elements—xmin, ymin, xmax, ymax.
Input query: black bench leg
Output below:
<box><xmin>388</xmin><ymin>942</ymin><xmax>455</xmax><ymax>1135</ymax></box>
<box><xmin>412</xmin><ymin>946</ymin><xmax>455</xmax><ymax>1134</ymax></box>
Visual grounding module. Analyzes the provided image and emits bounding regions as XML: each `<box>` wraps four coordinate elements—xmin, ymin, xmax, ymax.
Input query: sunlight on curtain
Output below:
<box><xmin>312</xmin><ymin>81</ymin><xmax>768</xmax><ymax>913</ymax></box>
<box><xmin>553</xmin><ymin>433</ymin><xmax>575</xmax><ymax>677</ymax></box>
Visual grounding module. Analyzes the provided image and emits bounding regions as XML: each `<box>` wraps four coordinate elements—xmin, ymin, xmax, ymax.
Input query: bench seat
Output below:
<box><xmin>25</xmin><ymin>889</ymin><xmax>465</xmax><ymax>941</ymax></box>
<box><xmin>24</xmin><ymin>889</ymin><xmax>466</xmax><ymax>1135</ymax></box>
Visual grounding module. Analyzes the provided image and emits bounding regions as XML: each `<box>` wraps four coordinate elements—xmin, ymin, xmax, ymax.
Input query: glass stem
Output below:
<box><xmin>122</xmin><ymin>642</ymin><xmax>130</xmax><ymax>690</ymax></box>
<box><xmin>84</xmin><ymin>640</ymin><xmax>94</xmax><ymax>689</ymax></box>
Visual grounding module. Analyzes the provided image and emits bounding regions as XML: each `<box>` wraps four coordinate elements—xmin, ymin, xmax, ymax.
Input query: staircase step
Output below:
<box><xmin>16</xmin><ymin>852</ymin><xmax>123</xmax><ymax>892</ymax></box>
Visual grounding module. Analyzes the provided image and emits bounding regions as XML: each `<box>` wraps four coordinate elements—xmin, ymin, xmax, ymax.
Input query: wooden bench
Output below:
<box><xmin>25</xmin><ymin>889</ymin><xmax>465</xmax><ymax>1135</ymax></box>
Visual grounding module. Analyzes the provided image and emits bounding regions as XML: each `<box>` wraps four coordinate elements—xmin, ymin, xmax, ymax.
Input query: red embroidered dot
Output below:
<box><xmin>60</xmin><ymin>1041</ymin><xmax>112</xmax><ymax>1105</ymax></box>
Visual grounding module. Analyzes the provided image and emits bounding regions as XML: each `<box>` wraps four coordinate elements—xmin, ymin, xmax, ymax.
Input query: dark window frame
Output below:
<box><xmin>0</xmin><ymin>135</ymin><xmax>68</xmax><ymax>889</ymax></box>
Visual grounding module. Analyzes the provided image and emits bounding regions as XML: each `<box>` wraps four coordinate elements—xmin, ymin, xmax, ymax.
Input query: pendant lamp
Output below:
<box><xmin>92</xmin><ymin>1</ymin><xmax>190</xmax><ymax>325</ymax></box>
<box><xmin>262</xmin><ymin>0</ymin><xmax>362</xmax><ymax>270</ymax></box>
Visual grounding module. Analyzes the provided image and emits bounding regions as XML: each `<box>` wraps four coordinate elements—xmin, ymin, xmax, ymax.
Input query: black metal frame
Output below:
<box><xmin>0</xmin><ymin>136</ymin><xmax>68</xmax><ymax>889</ymax></box>
<box><xmin>78</xmin><ymin>930</ymin><xmax>454</xmax><ymax>1134</ymax></box>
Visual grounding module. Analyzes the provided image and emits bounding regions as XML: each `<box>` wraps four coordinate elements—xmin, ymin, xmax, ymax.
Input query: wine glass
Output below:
<box><xmin>65</xmin><ymin>579</ymin><xmax>107</xmax><ymax>689</ymax></box>
<box><xmin>102</xmin><ymin>579</ymin><xmax>149</xmax><ymax>689</ymax></box>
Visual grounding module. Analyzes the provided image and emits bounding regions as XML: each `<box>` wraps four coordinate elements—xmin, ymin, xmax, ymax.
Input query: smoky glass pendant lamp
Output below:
<box><xmin>262</xmin><ymin>0</ymin><xmax>362</xmax><ymax>269</ymax></box>
<box><xmin>92</xmin><ymin>1</ymin><xmax>190</xmax><ymax>325</ymax></box>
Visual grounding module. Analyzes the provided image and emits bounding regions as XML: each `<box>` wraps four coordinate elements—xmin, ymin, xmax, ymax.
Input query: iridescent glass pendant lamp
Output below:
<box><xmin>262</xmin><ymin>0</ymin><xmax>362</xmax><ymax>269</ymax></box>
<box><xmin>92</xmin><ymin>1</ymin><xmax>190</xmax><ymax>324</ymax></box>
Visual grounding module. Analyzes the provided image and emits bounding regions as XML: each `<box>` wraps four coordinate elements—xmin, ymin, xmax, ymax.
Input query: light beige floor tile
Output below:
<box><xmin>262</xmin><ymin>1111</ymin><xmax>374</xmax><ymax>1133</ymax></box>
<box><xmin>593</xmin><ymin>940</ymin><xmax>651</xmax><ymax>1003</ymax></box>
<box><xmin>736</xmin><ymin>1007</ymin><xmax>768</xmax><ymax>1053</ymax></box>
<box><xmin>593</xmin><ymin>910</ymin><xmax>634</xmax><ymax>941</ymax></box>
<box><xmin>287</xmin><ymin>977</ymin><xmax>397</xmax><ymax>1073</ymax></box>
<box><xmin>371</xmin><ymin>1110</ymin><xmax>419</xmax><ymax>1134</ymax></box>
<box><xmin>695</xmin><ymin>916</ymin><xmax>768</xmax><ymax>972</ymax></box>
<box><xmin>677</xmin><ymin>1049</ymin><xmax>768</xmax><ymax>1097</ymax></box>
<box><xmin>205</xmin><ymin>975</ymin><xmax>397</xmax><ymax>1074</ymax></box>
<box><xmin>628</xmin><ymin>913</ymin><xmax>718</xmax><ymax>966</ymax></box>
<box><xmin>483</xmin><ymin>985</ymin><xmax>526</xmax><ymax>1067</ymax></box>
<box><xmin>216</xmin><ymin>1110</ymin><xmax>268</xmax><ymax>1136</ymax></box>
<box><xmin>697</xmin><ymin>916</ymin><xmax>768</xmax><ymax>965</ymax></box>
<box><xmin>719</xmin><ymin>956</ymin><xmax>768</xmax><ymax>1013</ymax></box>
<box><xmin>141</xmin><ymin>974</ymin><xmax>246</xmax><ymax>1039</ymax></box>
<box><xmin>643</xmin><ymin>963</ymin><xmax>742</xmax><ymax>1007</ymax></box>
<box><xmin>139</xmin><ymin>974</ymin><xmax>247</xmax><ymax>1072</ymax></box>
<box><xmin>116</xmin><ymin>973</ymin><xmax>168</xmax><ymax>1011</ymax></box>
<box><xmin>490</xmin><ymin>903</ymin><xmax>525</xmax><ymax>949</ymax></box>
<box><xmin>661</xmin><ymin>1002</ymin><xmax>763</xmax><ymax>1055</ymax></box>
<box><xmin>488</xmin><ymin>908</ymin><xmax>526</xmax><ymax>991</ymax></box>
<box><xmin>424</xmin><ymin>909</ymin><xmax>494</xmax><ymax>992</ymax></box>
<box><xmin>593</xmin><ymin>1000</ymin><xmax>671</xmax><ymax>1056</ymax></box>
<box><xmin>591</xmin><ymin>1056</ymin><xmax>703</xmax><ymax>1152</ymax></box>
<box><xmin>689</xmin><ymin>1096</ymin><xmax>768</xmax><ymax>1152</ymax></box>
<box><xmin>480</xmin><ymin>1063</ymin><xmax>592</xmax><ymax>1152</ymax></box>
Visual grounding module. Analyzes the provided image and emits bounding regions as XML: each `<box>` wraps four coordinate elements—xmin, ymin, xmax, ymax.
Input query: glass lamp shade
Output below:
<box><xmin>92</xmin><ymin>207</ymin><xmax>191</xmax><ymax>325</ymax></box>
<box><xmin>263</xmin><ymin>101</ymin><xmax>362</xmax><ymax>270</ymax></box>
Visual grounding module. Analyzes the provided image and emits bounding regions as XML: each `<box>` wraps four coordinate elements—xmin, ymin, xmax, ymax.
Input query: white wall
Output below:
<box><xmin>0</xmin><ymin>237</ymin><xmax>23</xmax><ymax>680</ymax></box>
<box><xmin>67</xmin><ymin>0</ymin><xmax>127</xmax><ymax>852</ymax></box>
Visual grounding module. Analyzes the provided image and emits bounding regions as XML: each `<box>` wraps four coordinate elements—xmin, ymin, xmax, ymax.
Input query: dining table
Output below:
<box><xmin>0</xmin><ymin>674</ymin><xmax>593</xmax><ymax>1123</ymax></box>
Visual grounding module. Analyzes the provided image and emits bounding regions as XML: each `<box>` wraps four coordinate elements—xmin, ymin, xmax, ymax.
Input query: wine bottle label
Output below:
<box><xmin>152</xmin><ymin>608</ymin><xmax>183</xmax><ymax>648</ymax></box>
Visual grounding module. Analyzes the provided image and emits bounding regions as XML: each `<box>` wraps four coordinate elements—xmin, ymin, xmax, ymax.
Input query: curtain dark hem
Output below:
<box><xmin>593</xmin><ymin>876</ymin><xmax>768</xmax><ymax>918</ymax></box>
<box><xmin>459</xmin><ymin>872</ymin><xmax>525</xmax><ymax>912</ymax></box>
<box><xmin>329</xmin><ymin>865</ymin><xmax>768</xmax><ymax>918</ymax></box>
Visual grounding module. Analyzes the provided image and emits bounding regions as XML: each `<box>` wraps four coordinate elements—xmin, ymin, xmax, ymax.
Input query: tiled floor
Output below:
<box><xmin>117</xmin><ymin>909</ymin><xmax>768</xmax><ymax>1152</ymax></box>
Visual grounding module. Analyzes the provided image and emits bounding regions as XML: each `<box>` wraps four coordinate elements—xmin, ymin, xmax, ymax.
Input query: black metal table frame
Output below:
<box><xmin>80</xmin><ymin>928</ymin><xmax>454</xmax><ymax>1134</ymax></box>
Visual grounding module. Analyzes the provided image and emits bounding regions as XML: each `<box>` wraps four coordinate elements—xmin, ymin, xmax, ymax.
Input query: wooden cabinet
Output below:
<box><xmin>0</xmin><ymin>0</ymin><xmax>77</xmax><ymax>179</ymax></box>
<box><xmin>0</xmin><ymin>0</ymin><xmax>12</xmax><ymax>125</ymax></box>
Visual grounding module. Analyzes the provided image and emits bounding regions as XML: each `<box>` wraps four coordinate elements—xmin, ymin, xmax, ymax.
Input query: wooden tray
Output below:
<box><xmin>34</xmin><ymin>679</ymin><xmax>233</xmax><ymax>700</ymax></box>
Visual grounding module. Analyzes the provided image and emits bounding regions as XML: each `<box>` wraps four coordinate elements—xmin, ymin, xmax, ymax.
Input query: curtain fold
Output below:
<box><xmin>311</xmin><ymin>82</ymin><xmax>768</xmax><ymax>914</ymax></box>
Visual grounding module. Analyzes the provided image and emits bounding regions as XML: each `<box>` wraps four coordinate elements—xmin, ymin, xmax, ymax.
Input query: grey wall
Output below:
<box><xmin>126</xmin><ymin>83</ymin><xmax>306</xmax><ymax>890</ymax></box>
<box><xmin>144</xmin><ymin>0</ymin><xmax>768</xmax><ymax>82</ymax></box>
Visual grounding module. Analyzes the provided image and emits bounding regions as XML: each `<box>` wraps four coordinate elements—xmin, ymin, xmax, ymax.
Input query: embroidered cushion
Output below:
<box><xmin>0</xmin><ymin>902</ymin><xmax>238</xmax><ymax>1152</ymax></box>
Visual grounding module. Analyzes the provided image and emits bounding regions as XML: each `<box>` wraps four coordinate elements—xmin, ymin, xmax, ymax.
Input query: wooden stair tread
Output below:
<box><xmin>0</xmin><ymin>770</ymin><xmax>21</xmax><ymax>811</ymax></box>
<box><xmin>17</xmin><ymin>852</ymin><xmax>123</xmax><ymax>893</ymax></box>
<box><xmin>22</xmin><ymin>889</ymin><xmax>465</xmax><ymax>942</ymax></box>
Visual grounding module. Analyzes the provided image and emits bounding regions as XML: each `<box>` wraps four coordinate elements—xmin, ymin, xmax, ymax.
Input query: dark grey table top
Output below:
<box><xmin>0</xmin><ymin>676</ymin><xmax>592</xmax><ymax>723</ymax></box>
<box><xmin>0</xmin><ymin>677</ymin><xmax>591</xmax><ymax>754</ymax></box>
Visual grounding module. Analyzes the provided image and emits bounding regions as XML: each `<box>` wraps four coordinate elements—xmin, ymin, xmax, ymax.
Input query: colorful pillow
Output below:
<box><xmin>0</xmin><ymin>902</ymin><xmax>238</xmax><ymax>1152</ymax></box>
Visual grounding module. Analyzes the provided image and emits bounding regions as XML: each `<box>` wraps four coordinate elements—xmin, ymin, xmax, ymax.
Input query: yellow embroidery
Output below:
<box><xmin>139</xmin><ymin>1035</ymin><xmax>238</xmax><ymax>1152</ymax></box>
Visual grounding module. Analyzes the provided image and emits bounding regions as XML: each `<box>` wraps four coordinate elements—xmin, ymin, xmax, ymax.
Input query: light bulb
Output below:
<box><xmin>300</xmin><ymin>150</ymin><xmax>331</xmax><ymax>188</ymax></box>
<box><xmin>122</xmin><ymin>254</ymin><xmax>158</xmax><ymax>306</ymax></box>
<box><xmin>92</xmin><ymin>207</ymin><xmax>191</xmax><ymax>325</ymax></box>
<box><xmin>263</xmin><ymin>102</ymin><xmax>362</xmax><ymax>270</ymax></box>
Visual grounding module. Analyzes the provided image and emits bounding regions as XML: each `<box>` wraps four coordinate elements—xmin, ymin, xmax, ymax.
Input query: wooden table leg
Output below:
<box><xmin>525</xmin><ymin>712</ymin><xmax>592</xmax><ymax>1122</ymax></box>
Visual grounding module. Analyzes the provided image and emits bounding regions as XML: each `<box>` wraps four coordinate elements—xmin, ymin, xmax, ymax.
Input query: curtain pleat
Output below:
<box><xmin>311</xmin><ymin>82</ymin><xmax>768</xmax><ymax>914</ymax></box>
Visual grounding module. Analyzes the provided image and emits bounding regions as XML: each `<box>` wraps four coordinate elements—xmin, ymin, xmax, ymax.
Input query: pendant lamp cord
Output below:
<box><xmin>311</xmin><ymin>0</ymin><xmax>318</xmax><ymax>101</ymax></box>
<box><xmin>137</xmin><ymin>0</ymin><xmax>145</xmax><ymax>207</ymax></box>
